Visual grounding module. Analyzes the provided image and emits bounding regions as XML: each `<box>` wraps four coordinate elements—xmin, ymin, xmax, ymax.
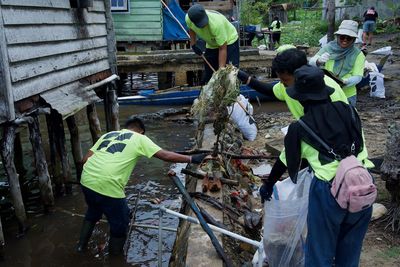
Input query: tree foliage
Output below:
<box><xmin>240</xmin><ymin>0</ymin><xmax>271</xmax><ymax>25</ymax></box>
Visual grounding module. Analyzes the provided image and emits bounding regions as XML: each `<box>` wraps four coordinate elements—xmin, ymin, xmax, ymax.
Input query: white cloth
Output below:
<box><xmin>227</xmin><ymin>95</ymin><xmax>257</xmax><ymax>141</ymax></box>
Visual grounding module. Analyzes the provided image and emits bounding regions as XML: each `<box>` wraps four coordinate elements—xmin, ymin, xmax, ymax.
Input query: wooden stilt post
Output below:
<box><xmin>45</xmin><ymin>112</ymin><xmax>63</xmax><ymax>195</ymax></box>
<box><xmin>66</xmin><ymin>115</ymin><xmax>83</xmax><ymax>182</ymax></box>
<box><xmin>103</xmin><ymin>85</ymin><xmax>112</xmax><ymax>132</ymax></box>
<box><xmin>28</xmin><ymin>115</ymin><xmax>54</xmax><ymax>208</ymax></box>
<box><xmin>86</xmin><ymin>104</ymin><xmax>101</xmax><ymax>144</ymax></box>
<box><xmin>108</xmin><ymin>82</ymin><xmax>120</xmax><ymax>131</ymax></box>
<box><xmin>0</xmin><ymin>124</ymin><xmax>27</xmax><ymax>233</ymax></box>
<box><xmin>14</xmin><ymin>132</ymin><xmax>27</xmax><ymax>181</ymax></box>
<box><xmin>52</xmin><ymin>110</ymin><xmax>72</xmax><ymax>194</ymax></box>
<box><xmin>0</xmin><ymin>216</ymin><xmax>4</xmax><ymax>260</ymax></box>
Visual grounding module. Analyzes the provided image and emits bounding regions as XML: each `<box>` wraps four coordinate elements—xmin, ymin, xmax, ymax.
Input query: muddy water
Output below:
<box><xmin>2</xmin><ymin>104</ymin><xmax>196</xmax><ymax>267</ymax></box>
<box><xmin>1</xmin><ymin>99</ymin><xmax>287</xmax><ymax>266</ymax></box>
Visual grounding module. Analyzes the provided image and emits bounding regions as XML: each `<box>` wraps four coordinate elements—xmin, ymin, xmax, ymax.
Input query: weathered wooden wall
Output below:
<box><xmin>112</xmin><ymin>0</ymin><xmax>162</xmax><ymax>42</ymax></box>
<box><xmin>0</xmin><ymin>0</ymin><xmax>112</xmax><ymax>105</ymax></box>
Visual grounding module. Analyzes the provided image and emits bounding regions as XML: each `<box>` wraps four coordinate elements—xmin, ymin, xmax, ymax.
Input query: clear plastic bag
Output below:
<box><xmin>263</xmin><ymin>168</ymin><xmax>313</xmax><ymax>267</ymax></box>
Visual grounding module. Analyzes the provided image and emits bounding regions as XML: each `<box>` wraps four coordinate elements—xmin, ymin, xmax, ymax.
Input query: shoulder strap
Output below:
<box><xmin>298</xmin><ymin>119</ymin><xmax>342</xmax><ymax>160</ymax></box>
<box><xmin>331</xmin><ymin>104</ymin><xmax>357</xmax><ymax>154</ymax></box>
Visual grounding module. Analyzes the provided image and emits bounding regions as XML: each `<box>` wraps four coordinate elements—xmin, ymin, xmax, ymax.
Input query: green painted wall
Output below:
<box><xmin>112</xmin><ymin>0</ymin><xmax>162</xmax><ymax>42</ymax></box>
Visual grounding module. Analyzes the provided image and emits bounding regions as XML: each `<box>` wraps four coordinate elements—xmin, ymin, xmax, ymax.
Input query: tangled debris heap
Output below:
<box><xmin>381</xmin><ymin>121</ymin><xmax>400</xmax><ymax>231</ymax></box>
<box><xmin>187</xmin><ymin>66</ymin><xmax>271</xmax><ymax>264</ymax></box>
<box><xmin>191</xmin><ymin>65</ymin><xmax>240</xmax><ymax>150</ymax></box>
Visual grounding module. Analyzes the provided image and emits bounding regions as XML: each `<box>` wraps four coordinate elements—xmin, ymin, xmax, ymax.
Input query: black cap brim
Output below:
<box><xmin>194</xmin><ymin>15</ymin><xmax>208</xmax><ymax>28</ymax></box>
<box><xmin>287</xmin><ymin>85</ymin><xmax>335</xmax><ymax>101</ymax></box>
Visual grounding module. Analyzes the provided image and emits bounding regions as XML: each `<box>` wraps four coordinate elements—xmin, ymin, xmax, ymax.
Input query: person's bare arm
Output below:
<box><xmin>153</xmin><ymin>150</ymin><xmax>191</xmax><ymax>163</ymax></box>
<box><xmin>218</xmin><ymin>42</ymin><xmax>228</xmax><ymax>68</ymax></box>
<box><xmin>189</xmin><ymin>29</ymin><xmax>197</xmax><ymax>46</ymax></box>
<box><xmin>82</xmin><ymin>150</ymin><xmax>94</xmax><ymax>164</ymax></box>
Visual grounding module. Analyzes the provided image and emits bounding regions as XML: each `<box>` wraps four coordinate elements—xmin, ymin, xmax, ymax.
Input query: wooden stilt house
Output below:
<box><xmin>0</xmin><ymin>0</ymin><xmax>119</xmax><ymax>248</ymax></box>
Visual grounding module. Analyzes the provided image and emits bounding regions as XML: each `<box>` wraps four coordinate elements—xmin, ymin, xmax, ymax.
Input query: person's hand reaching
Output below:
<box><xmin>191</xmin><ymin>44</ymin><xmax>203</xmax><ymax>56</ymax></box>
<box><xmin>317</xmin><ymin>52</ymin><xmax>330</xmax><ymax>65</ymax></box>
<box><xmin>259</xmin><ymin>179</ymin><xmax>276</xmax><ymax>203</ymax></box>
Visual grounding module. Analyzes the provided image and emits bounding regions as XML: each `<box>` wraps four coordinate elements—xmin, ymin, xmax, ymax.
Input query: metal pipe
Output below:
<box><xmin>160</xmin><ymin>207</ymin><xmax>261</xmax><ymax>248</ymax></box>
<box><xmin>83</xmin><ymin>74</ymin><xmax>120</xmax><ymax>91</ymax></box>
<box><xmin>158</xmin><ymin>208</ymin><xmax>163</xmax><ymax>267</ymax></box>
<box><xmin>258</xmin><ymin>246</ymin><xmax>264</xmax><ymax>267</ymax></box>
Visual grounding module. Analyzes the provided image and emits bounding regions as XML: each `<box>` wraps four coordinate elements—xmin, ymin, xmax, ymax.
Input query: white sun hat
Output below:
<box><xmin>334</xmin><ymin>20</ymin><xmax>359</xmax><ymax>38</ymax></box>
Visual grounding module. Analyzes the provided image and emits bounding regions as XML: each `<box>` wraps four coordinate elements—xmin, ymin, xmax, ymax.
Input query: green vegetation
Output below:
<box><xmin>378</xmin><ymin>246</ymin><xmax>400</xmax><ymax>260</ymax></box>
<box><xmin>239</xmin><ymin>0</ymin><xmax>271</xmax><ymax>25</ymax></box>
<box><xmin>240</xmin><ymin>1</ymin><xmax>400</xmax><ymax>47</ymax></box>
<box><xmin>281</xmin><ymin>9</ymin><xmax>327</xmax><ymax>47</ymax></box>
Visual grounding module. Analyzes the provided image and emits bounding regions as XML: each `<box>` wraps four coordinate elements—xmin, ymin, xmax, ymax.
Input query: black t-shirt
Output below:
<box><xmin>364</xmin><ymin>9</ymin><xmax>378</xmax><ymax>22</ymax></box>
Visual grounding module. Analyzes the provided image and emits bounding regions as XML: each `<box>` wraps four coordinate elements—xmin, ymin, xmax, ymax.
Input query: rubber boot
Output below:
<box><xmin>76</xmin><ymin>220</ymin><xmax>96</xmax><ymax>252</ymax></box>
<box><xmin>108</xmin><ymin>235</ymin><xmax>126</xmax><ymax>256</ymax></box>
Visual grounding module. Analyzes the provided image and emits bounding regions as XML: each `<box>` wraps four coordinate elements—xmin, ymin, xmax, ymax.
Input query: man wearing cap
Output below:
<box><xmin>237</xmin><ymin>48</ymin><xmax>348</xmax><ymax>120</ymax></box>
<box><xmin>76</xmin><ymin>117</ymin><xmax>208</xmax><ymax>255</ymax></box>
<box><xmin>310</xmin><ymin>20</ymin><xmax>365</xmax><ymax>107</ymax></box>
<box><xmin>186</xmin><ymin>4</ymin><xmax>239</xmax><ymax>84</ymax></box>
<box><xmin>260</xmin><ymin>65</ymin><xmax>374</xmax><ymax>266</ymax></box>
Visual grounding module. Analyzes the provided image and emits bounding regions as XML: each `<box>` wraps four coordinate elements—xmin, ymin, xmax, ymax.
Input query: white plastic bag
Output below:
<box><xmin>228</xmin><ymin>94</ymin><xmax>257</xmax><ymax>141</ymax></box>
<box><xmin>263</xmin><ymin>168</ymin><xmax>312</xmax><ymax>267</ymax></box>
<box><xmin>370</xmin><ymin>46</ymin><xmax>392</xmax><ymax>56</ymax></box>
<box><xmin>369</xmin><ymin>71</ymin><xmax>385</xmax><ymax>98</ymax></box>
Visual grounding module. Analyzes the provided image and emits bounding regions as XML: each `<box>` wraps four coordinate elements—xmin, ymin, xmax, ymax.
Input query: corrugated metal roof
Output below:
<box><xmin>40</xmin><ymin>81</ymin><xmax>100</xmax><ymax>119</ymax></box>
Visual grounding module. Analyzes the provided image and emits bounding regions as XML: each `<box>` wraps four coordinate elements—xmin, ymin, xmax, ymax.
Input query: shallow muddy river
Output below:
<box><xmin>1</xmin><ymin>100</ymin><xmax>287</xmax><ymax>266</ymax></box>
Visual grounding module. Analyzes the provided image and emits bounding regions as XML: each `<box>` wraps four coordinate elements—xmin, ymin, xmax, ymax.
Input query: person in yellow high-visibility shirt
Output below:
<box><xmin>269</xmin><ymin>16</ymin><xmax>282</xmax><ymax>46</ymax></box>
<box><xmin>185</xmin><ymin>4</ymin><xmax>239</xmax><ymax>84</ymax></box>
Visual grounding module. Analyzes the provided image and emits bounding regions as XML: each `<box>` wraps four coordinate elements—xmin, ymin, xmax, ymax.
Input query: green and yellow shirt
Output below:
<box><xmin>81</xmin><ymin>129</ymin><xmax>161</xmax><ymax>198</ymax></box>
<box><xmin>185</xmin><ymin>10</ymin><xmax>238</xmax><ymax>49</ymax></box>
<box><xmin>270</xmin><ymin>20</ymin><xmax>281</xmax><ymax>32</ymax></box>
<box><xmin>324</xmin><ymin>52</ymin><xmax>365</xmax><ymax>98</ymax></box>
<box><xmin>279</xmin><ymin>135</ymin><xmax>374</xmax><ymax>182</ymax></box>
<box><xmin>272</xmin><ymin>75</ymin><xmax>348</xmax><ymax>119</ymax></box>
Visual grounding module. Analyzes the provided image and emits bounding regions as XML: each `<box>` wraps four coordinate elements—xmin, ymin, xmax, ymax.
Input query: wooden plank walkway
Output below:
<box><xmin>117</xmin><ymin>49</ymin><xmax>276</xmax><ymax>73</ymax></box>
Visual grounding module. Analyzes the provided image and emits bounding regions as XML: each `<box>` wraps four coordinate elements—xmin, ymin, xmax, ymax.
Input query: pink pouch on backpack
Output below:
<box><xmin>331</xmin><ymin>155</ymin><xmax>377</xmax><ymax>213</ymax></box>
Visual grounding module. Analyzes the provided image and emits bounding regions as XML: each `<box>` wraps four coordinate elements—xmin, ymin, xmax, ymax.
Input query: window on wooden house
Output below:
<box><xmin>111</xmin><ymin>0</ymin><xmax>129</xmax><ymax>12</ymax></box>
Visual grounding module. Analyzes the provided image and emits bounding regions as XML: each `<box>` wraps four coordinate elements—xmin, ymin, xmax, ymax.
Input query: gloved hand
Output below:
<box><xmin>259</xmin><ymin>180</ymin><xmax>276</xmax><ymax>203</ymax></box>
<box><xmin>317</xmin><ymin>52</ymin><xmax>330</xmax><ymax>65</ymax></box>
<box><xmin>237</xmin><ymin>70</ymin><xmax>250</xmax><ymax>83</ymax></box>
<box><xmin>191</xmin><ymin>45</ymin><xmax>203</xmax><ymax>56</ymax></box>
<box><xmin>191</xmin><ymin>153</ymin><xmax>208</xmax><ymax>164</ymax></box>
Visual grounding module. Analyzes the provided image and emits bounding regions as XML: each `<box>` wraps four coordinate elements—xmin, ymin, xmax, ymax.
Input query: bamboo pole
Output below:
<box><xmin>66</xmin><ymin>115</ymin><xmax>83</xmax><ymax>182</ymax></box>
<box><xmin>86</xmin><ymin>104</ymin><xmax>102</xmax><ymax>144</ymax></box>
<box><xmin>1</xmin><ymin>124</ymin><xmax>27</xmax><ymax>232</ymax></box>
<box><xmin>28</xmin><ymin>114</ymin><xmax>55</xmax><ymax>208</ymax></box>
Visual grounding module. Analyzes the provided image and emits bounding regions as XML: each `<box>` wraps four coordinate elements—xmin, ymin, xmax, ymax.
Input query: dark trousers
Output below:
<box><xmin>305</xmin><ymin>177</ymin><xmax>372</xmax><ymax>267</ymax></box>
<box><xmin>202</xmin><ymin>39</ymin><xmax>240</xmax><ymax>84</ymax></box>
<box><xmin>82</xmin><ymin>186</ymin><xmax>130</xmax><ymax>238</ymax></box>
<box><xmin>272</xmin><ymin>32</ymin><xmax>281</xmax><ymax>44</ymax></box>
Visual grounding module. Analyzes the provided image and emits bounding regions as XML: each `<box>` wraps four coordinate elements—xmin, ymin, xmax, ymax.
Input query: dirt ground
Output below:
<box><xmin>248</xmin><ymin>33</ymin><xmax>400</xmax><ymax>266</ymax></box>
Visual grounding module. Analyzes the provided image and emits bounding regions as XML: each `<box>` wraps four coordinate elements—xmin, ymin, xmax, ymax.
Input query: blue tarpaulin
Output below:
<box><xmin>162</xmin><ymin>0</ymin><xmax>189</xmax><ymax>41</ymax></box>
